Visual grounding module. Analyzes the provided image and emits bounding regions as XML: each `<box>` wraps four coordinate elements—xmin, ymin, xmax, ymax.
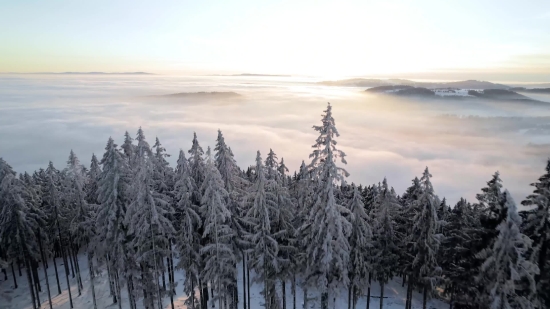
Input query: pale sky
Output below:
<box><xmin>1</xmin><ymin>0</ymin><xmax>550</xmax><ymax>80</ymax></box>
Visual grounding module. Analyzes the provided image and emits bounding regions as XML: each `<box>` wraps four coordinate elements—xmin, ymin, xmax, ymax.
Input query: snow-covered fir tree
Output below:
<box><xmin>200</xmin><ymin>147</ymin><xmax>237</xmax><ymax>309</ymax></box>
<box><xmin>245</xmin><ymin>151</ymin><xmax>281</xmax><ymax>309</ymax></box>
<box><xmin>64</xmin><ymin>150</ymin><xmax>94</xmax><ymax>250</ymax></box>
<box><xmin>410</xmin><ymin>168</ymin><xmax>442</xmax><ymax>309</ymax></box>
<box><xmin>173</xmin><ymin>149</ymin><xmax>201</xmax><ymax>308</ymax></box>
<box><xmin>125</xmin><ymin>128</ymin><xmax>175</xmax><ymax>309</ymax></box>
<box><xmin>479</xmin><ymin>191</ymin><xmax>539</xmax><ymax>309</ymax></box>
<box><xmin>441</xmin><ymin>198</ymin><xmax>484</xmax><ymax>308</ymax></box>
<box><xmin>301</xmin><ymin>103</ymin><xmax>352</xmax><ymax>309</ymax></box>
<box><xmin>347</xmin><ymin>183</ymin><xmax>373</xmax><ymax>309</ymax></box>
<box><xmin>521</xmin><ymin>159</ymin><xmax>550</xmax><ymax>308</ymax></box>
<box><xmin>371</xmin><ymin>178</ymin><xmax>401</xmax><ymax>309</ymax></box>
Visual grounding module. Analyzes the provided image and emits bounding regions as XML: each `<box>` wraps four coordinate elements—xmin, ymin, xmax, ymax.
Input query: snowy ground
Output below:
<box><xmin>0</xmin><ymin>254</ymin><xmax>448</xmax><ymax>309</ymax></box>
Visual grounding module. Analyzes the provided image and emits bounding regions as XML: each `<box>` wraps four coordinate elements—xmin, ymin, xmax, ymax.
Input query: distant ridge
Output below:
<box><xmin>147</xmin><ymin>91</ymin><xmax>241</xmax><ymax>98</ymax></box>
<box><xmin>8</xmin><ymin>72</ymin><xmax>154</xmax><ymax>75</ymax></box>
<box><xmin>210</xmin><ymin>73</ymin><xmax>292</xmax><ymax>77</ymax></box>
<box><xmin>365</xmin><ymin>85</ymin><xmax>544</xmax><ymax>103</ymax></box>
<box><xmin>319</xmin><ymin>78</ymin><xmax>511</xmax><ymax>89</ymax></box>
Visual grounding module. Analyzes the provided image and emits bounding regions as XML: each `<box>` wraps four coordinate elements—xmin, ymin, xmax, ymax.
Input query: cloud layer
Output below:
<box><xmin>1</xmin><ymin>74</ymin><xmax>549</xmax><ymax>207</ymax></box>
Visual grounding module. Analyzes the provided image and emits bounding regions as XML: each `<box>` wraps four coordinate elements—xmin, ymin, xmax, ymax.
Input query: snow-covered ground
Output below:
<box><xmin>0</xmin><ymin>254</ymin><xmax>448</xmax><ymax>309</ymax></box>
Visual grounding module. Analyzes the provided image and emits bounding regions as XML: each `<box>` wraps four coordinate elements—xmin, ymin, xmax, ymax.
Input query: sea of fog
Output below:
<box><xmin>1</xmin><ymin>74</ymin><xmax>549</xmax><ymax>207</ymax></box>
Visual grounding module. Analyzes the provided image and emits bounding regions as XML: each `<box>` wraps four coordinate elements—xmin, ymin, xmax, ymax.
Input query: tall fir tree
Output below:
<box><xmin>245</xmin><ymin>151</ymin><xmax>282</xmax><ymax>309</ymax></box>
<box><xmin>411</xmin><ymin>168</ymin><xmax>442</xmax><ymax>309</ymax></box>
<box><xmin>301</xmin><ymin>103</ymin><xmax>352</xmax><ymax>309</ymax></box>
<box><xmin>126</xmin><ymin>128</ymin><xmax>175</xmax><ymax>309</ymax></box>
<box><xmin>173</xmin><ymin>150</ymin><xmax>201</xmax><ymax>307</ymax></box>
<box><xmin>200</xmin><ymin>147</ymin><xmax>237</xmax><ymax>309</ymax></box>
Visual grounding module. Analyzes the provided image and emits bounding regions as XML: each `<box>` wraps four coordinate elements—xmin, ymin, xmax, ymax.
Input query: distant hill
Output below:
<box><xmin>235</xmin><ymin>73</ymin><xmax>291</xmax><ymax>77</ymax></box>
<box><xmin>319</xmin><ymin>78</ymin><xmax>511</xmax><ymax>89</ymax></box>
<box><xmin>148</xmin><ymin>91</ymin><xmax>241</xmax><ymax>98</ymax></box>
<box><xmin>510</xmin><ymin>87</ymin><xmax>550</xmax><ymax>94</ymax></box>
<box><xmin>21</xmin><ymin>72</ymin><xmax>154</xmax><ymax>75</ymax></box>
<box><xmin>366</xmin><ymin>86</ymin><xmax>541</xmax><ymax>103</ymax></box>
<box><xmin>207</xmin><ymin>73</ymin><xmax>292</xmax><ymax>77</ymax></box>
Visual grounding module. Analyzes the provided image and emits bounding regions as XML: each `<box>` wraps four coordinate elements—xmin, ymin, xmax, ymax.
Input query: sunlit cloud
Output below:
<box><xmin>1</xmin><ymin>75</ymin><xmax>549</xmax><ymax>207</ymax></box>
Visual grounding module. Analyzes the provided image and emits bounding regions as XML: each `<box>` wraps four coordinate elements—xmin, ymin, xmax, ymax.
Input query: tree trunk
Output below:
<box><xmin>264</xmin><ymin>266</ymin><xmax>269</xmax><ymax>309</ymax></box>
<box><xmin>39</xmin><ymin>236</ymin><xmax>53</xmax><ymax>309</ymax></box>
<box><xmin>107</xmin><ymin>255</ymin><xmax>117</xmax><ymax>303</ymax></box>
<box><xmin>422</xmin><ymin>285</ymin><xmax>427</xmax><ymax>309</ymax></box>
<box><xmin>61</xmin><ymin>244</ymin><xmax>74</xmax><ymax>308</ymax></box>
<box><xmin>11</xmin><ymin>262</ymin><xmax>18</xmax><ymax>289</ymax></box>
<box><xmin>366</xmin><ymin>273</ymin><xmax>371</xmax><ymax>309</ymax></box>
<box><xmin>87</xmin><ymin>251</ymin><xmax>97</xmax><ymax>309</ymax></box>
<box><xmin>348</xmin><ymin>285</ymin><xmax>352</xmax><ymax>309</ymax></box>
<box><xmin>198</xmin><ymin>279</ymin><xmax>204</xmax><ymax>309</ymax></box>
<box><xmin>25</xmin><ymin>256</ymin><xmax>37</xmax><ymax>309</ymax></box>
<box><xmin>379</xmin><ymin>281</ymin><xmax>384</xmax><ymax>309</ymax></box>
<box><xmin>449</xmin><ymin>291</ymin><xmax>453</xmax><ymax>309</ymax></box>
<box><xmin>73</xmin><ymin>247</ymin><xmax>83</xmax><ymax>290</ymax></box>
<box><xmin>212</xmin><ymin>282</ymin><xmax>216</xmax><ymax>308</ymax></box>
<box><xmin>168</xmin><ymin>257</ymin><xmax>174</xmax><ymax>309</ymax></box>
<box><xmin>351</xmin><ymin>286</ymin><xmax>359</xmax><ymax>309</ymax></box>
<box><xmin>161</xmin><ymin>257</ymin><xmax>167</xmax><ymax>292</ymax></box>
<box><xmin>303</xmin><ymin>287</ymin><xmax>308</xmax><ymax>309</ymax></box>
<box><xmin>30</xmin><ymin>259</ymin><xmax>41</xmax><ymax>305</ymax></box>
<box><xmin>218</xmin><ymin>280</ymin><xmax>222</xmax><ymax>309</ymax></box>
<box><xmin>292</xmin><ymin>273</ymin><xmax>296</xmax><ymax>309</ymax></box>
<box><xmin>402</xmin><ymin>274</ymin><xmax>406</xmax><ymax>287</ymax></box>
<box><xmin>17</xmin><ymin>257</ymin><xmax>22</xmax><ymax>277</ymax></box>
<box><xmin>32</xmin><ymin>259</ymin><xmax>41</xmax><ymax>293</ymax></box>
<box><xmin>282</xmin><ymin>279</ymin><xmax>287</xmax><ymax>309</ymax></box>
<box><xmin>52</xmin><ymin>254</ymin><xmax>61</xmax><ymax>294</ymax></box>
<box><xmin>71</xmin><ymin>249</ymin><xmax>81</xmax><ymax>296</ymax></box>
<box><xmin>321</xmin><ymin>291</ymin><xmax>328</xmax><ymax>309</ymax></box>
<box><xmin>243</xmin><ymin>253</ymin><xmax>247</xmax><ymax>309</ymax></box>
<box><xmin>127</xmin><ymin>275</ymin><xmax>135</xmax><ymax>309</ymax></box>
<box><xmin>405</xmin><ymin>280</ymin><xmax>410</xmax><ymax>309</ymax></box>
<box><xmin>190</xmin><ymin>274</ymin><xmax>196</xmax><ymax>309</ymax></box>
<box><xmin>68</xmin><ymin>246</ymin><xmax>75</xmax><ymax>279</ymax></box>
<box><xmin>247</xmin><ymin>259</ymin><xmax>251</xmax><ymax>308</ymax></box>
<box><xmin>115</xmin><ymin>270</ymin><xmax>122</xmax><ymax>309</ymax></box>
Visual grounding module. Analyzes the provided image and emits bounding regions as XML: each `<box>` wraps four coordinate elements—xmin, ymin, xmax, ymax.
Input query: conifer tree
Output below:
<box><xmin>187</xmin><ymin>132</ymin><xmax>210</xmax><ymax>309</ymax></box>
<box><xmin>347</xmin><ymin>184</ymin><xmax>373</xmax><ymax>309</ymax></box>
<box><xmin>301</xmin><ymin>103</ymin><xmax>352</xmax><ymax>309</ymax></box>
<box><xmin>64</xmin><ymin>150</ymin><xmax>90</xmax><ymax>292</ymax></box>
<box><xmin>479</xmin><ymin>191</ymin><xmax>539</xmax><ymax>309</ymax></box>
<box><xmin>521</xmin><ymin>159</ymin><xmax>550</xmax><ymax>307</ymax></box>
<box><xmin>95</xmin><ymin>137</ymin><xmax>130</xmax><ymax>306</ymax></box>
<box><xmin>173</xmin><ymin>150</ymin><xmax>201</xmax><ymax>308</ymax></box>
<box><xmin>126</xmin><ymin>128</ymin><xmax>175</xmax><ymax>309</ymax></box>
<box><xmin>245</xmin><ymin>151</ymin><xmax>281</xmax><ymax>309</ymax></box>
<box><xmin>200</xmin><ymin>147</ymin><xmax>236</xmax><ymax>309</ymax></box>
<box><xmin>214</xmin><ymin>130</ymin><xmax>249</xmax><ymax>308</ymax></box>
<box><xmin>122</xmin><ymin>131</ymin><xmax>135</xmax><ymax>164</ymax></box>
<box><xmin>441</xmin><ymin>198</ymin><xmax>483</xmax><ymax>308</ymax></box>
<box><xmin>0</xmin><ymin>159</ymin><xmax>45</xmax><ymax>309</ymax></box>
<box><xmin>411</xmin><ymin>168</ymin><xmax>442</xmax><ymax>309</ymax></box>
<box><xmin>371</xmin><ymin>178</ymin><xmax>400</xmax><ymax>309</ymax></box>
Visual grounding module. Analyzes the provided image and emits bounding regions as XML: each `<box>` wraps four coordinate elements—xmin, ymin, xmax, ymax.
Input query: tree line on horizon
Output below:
<box><xmin>0</xmin><ymin>103</ymin><xmax>549</xmax><ymax>309</ymax></box>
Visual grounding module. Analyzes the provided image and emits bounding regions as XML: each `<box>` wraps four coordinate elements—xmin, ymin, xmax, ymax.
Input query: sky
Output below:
<box><xmin>1</xmin><ymin>0</ymin><xmax>550</xmax><ymax>81</ymax></box>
